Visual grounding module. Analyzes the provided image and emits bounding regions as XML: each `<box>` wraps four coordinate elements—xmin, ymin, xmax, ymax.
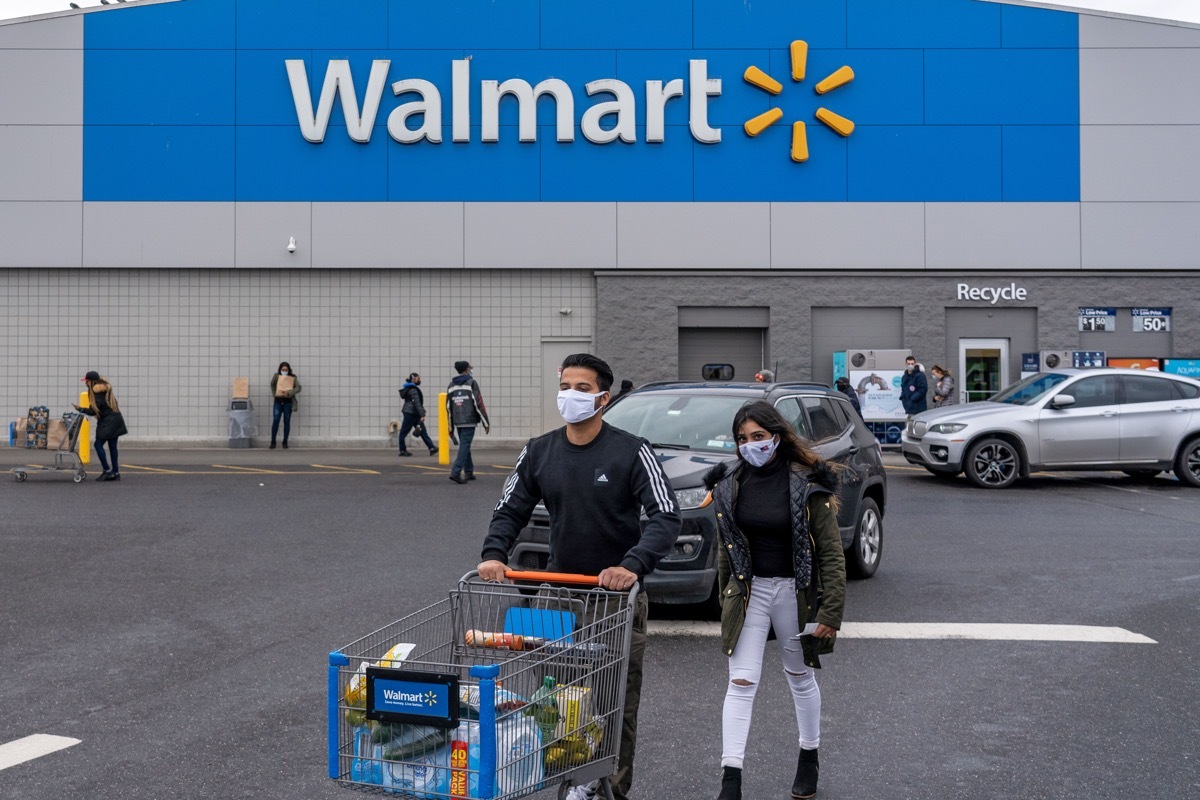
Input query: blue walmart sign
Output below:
<box><xmin>83</xmin><ymin>0</ymin><xmax>1080</xmax><ymax>202</ymax></box>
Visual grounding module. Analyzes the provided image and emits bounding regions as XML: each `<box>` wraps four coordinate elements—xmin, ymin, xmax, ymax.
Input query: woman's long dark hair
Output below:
<box><xmin>277</xmin><ymin>361</ymin><xmax>294</xmax><ymax>375</ymax></box>
<box><xmin>86</xmin><ymin>374</ymin><xmax>119</xmax><ymax>413</ymax></box>
<box><xmin>732</xmin><ymin>401</ymin><xmax>822</xmax><ymax>471</ymax></box>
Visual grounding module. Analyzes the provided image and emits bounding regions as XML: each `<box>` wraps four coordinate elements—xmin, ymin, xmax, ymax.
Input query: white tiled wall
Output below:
<box><xmin>1</xmin><ymin>268</ymin><xmax>595</xmax><ymax>445</ymax></box>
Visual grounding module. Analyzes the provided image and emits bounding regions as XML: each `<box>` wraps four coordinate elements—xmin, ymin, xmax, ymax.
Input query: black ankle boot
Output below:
<box><xmin>791</xmin><ymin>749</ymin><xmax>818</xmax><ymax>799</ymax></box>
<box><xmin>716</xmin><ymin>766</ymin><xmax>741</xmax><ymax>800</ymax></box>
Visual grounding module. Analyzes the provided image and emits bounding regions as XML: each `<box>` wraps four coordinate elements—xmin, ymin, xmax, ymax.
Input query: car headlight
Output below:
<box><xmin>673</xmin><ymin>486</ymin><xmax>711</xmax><ymax>510</ymax></box>
<box><xmin>929</xmin><ymin>423</ymin><xmax>968</xmax><ymax>434</ymax></box>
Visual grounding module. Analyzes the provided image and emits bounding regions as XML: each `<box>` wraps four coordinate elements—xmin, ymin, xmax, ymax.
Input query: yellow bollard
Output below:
<box><xmin>438</xmin><ymin>391</ymin><xmax>450</xmax><ymax>466</ymax></box>
<box><xmin>77</xmin><ymin>390</ymin><xmax>91</xmax><ymax>465</ymax></box>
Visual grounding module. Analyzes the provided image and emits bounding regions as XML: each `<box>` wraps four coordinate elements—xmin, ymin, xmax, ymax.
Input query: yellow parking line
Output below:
<box><xmin>211</xmin><ymin>464</ymin><xmax>288</xmax><ymax>475</ymax></box>
<box><xmin>491</xmin><ymin>464</ymin><xmax>515</xmax><ymax>470</ymax></box>
<box><xmin>120</xmin><ymin>464</ymin><xmax>187</xmax><ymax>474</ymax></box>
<box><xmin>398</xmin><ymin>464</ymin><xmax>448</xmax><ymax>472</ymax></box>
<box><xmin>884</xmin><ymin>464</ymin><xmax>928</xmax><ymax>472</ymax></box>
<box><xmin>311</xmin><ymin>464</ymin><xmax>381</xmax><ymax>475</ymax></box>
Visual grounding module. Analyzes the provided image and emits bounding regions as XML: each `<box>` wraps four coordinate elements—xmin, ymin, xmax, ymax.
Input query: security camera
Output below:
<box><xmin>287</xmin><ymin>237</ymin><xmax>297</xmax><ymax>254</ymax></box>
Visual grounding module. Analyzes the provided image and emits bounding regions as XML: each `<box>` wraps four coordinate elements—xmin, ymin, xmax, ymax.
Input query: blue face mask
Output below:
<box><xmin>739</xmin><ymin>435</ymin><xmax>779</xmax><ymax>467</ymax></box>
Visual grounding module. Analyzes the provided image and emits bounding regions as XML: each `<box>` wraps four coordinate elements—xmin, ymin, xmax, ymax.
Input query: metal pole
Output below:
<box><xmin>438</xmin><ymin>391</ymin><xmax>451</xmax><ymax>466</ymax></box>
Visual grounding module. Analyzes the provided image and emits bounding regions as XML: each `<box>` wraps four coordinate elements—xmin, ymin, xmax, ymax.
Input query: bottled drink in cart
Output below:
<box><xmin>527</xmin><ymin>676</ymin><xmax>560</xmax><ymax>744</ymax></box>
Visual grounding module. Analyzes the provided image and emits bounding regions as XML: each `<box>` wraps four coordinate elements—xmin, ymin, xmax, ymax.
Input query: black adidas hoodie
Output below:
<box><xmin>482</xmin><ymin>422</ymin><xmax>681</xmax><ymax>578</ymax></box>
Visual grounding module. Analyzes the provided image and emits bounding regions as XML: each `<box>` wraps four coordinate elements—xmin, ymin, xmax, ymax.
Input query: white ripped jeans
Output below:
<box><xmin>722</xmin><ymin>576</ymin><xmax>821</xmax><ymax>769</ymax></box>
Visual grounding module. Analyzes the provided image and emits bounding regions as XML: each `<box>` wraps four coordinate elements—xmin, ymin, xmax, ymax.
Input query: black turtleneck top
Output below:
<box><xmin>734</xmin><ymin>455</ymin><xmax>794</xmax><ymax>578</ymax></box>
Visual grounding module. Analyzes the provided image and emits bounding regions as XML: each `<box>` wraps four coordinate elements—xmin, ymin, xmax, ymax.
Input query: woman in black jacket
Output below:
<box><xmin>704</xmin><ymin>401</ymin><xmax>846</xmax><ymax>800</ymax></box>
<box><xmin>75</xmin><ymin>370</ymin><xmax>128</xmax><ymax>482</ymax></box>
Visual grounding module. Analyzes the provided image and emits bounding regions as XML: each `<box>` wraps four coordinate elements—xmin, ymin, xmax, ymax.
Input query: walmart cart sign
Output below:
<box><xmin>366</xmin><ymin>670</ymin><xmax>457</xmax><ymax>727</ymax></box>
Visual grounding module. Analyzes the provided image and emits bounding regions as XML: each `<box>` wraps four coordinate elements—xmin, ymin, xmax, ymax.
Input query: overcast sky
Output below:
<box><xmin>2</xmin><ymin>0</ymin><xmax>1199</xmax><ymax>27</ymax></box>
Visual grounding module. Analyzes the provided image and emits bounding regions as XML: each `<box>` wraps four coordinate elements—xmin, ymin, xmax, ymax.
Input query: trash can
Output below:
<box><xmin>228</xmin><ymin>398</ymin><xmax>257</xmax><ymax>448</ymax></box>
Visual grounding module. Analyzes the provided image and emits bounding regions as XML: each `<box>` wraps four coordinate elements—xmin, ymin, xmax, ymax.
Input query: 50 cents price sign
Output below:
<box><xmin>1132</xmin><ymin>308</ymin><xmax>1171</xmax><ymax>332</ymax></box>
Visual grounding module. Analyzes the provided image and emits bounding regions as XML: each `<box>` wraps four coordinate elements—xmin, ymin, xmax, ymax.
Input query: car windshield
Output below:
<box><xmin>989</xmin><ymin>373</ymin><xmax>1071</xmax><ymax>406</ymax></box>
<box><xmin>603</xmin><ymin>393</ymin><xmax>750</xmax><ymax>453</ymax></box>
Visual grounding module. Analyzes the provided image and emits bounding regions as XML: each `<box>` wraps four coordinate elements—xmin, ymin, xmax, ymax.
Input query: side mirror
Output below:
<box><xmin>1049</xmin><ymin>394</ymin><xmax>1076</xmax><ymax>409</ymax></box>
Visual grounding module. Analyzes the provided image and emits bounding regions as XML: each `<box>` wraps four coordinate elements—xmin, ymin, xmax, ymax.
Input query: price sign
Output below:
<box><xmin>1078</xmin><ymin>307</ymin><xmax>1116</xmax><ymax>332</ymax></box>
<box><xmin>1132</xmin><ymin>308</ymin><xmax>1171</xmax><ymax>332</ymax></box>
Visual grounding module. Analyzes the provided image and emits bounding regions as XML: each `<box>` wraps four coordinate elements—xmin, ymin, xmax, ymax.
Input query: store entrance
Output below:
<box><xmin>959</xmin><ymin>338</ymin><xmax>1009</xmax><ymax>403</ymax></box>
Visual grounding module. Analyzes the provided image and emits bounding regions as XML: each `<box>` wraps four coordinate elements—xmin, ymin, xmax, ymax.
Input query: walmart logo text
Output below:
<box><xmin>287</xmin><ymin>59</ymin><xmax>723</xmax><ymax>146</ymax></box>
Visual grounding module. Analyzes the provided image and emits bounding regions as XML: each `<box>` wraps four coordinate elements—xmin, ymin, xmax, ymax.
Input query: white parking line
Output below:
<box><xmin>0</xmin><ymin>735</ymin><xmax>81</xmax><ymax>771</ymax></box>
<box><xmin>649</xmin><ymin>621</ymin><xmax>1156</xmax><ymax>644</ymax></box>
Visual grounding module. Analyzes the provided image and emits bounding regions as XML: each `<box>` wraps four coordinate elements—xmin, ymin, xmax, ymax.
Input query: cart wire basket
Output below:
<box><xmin>11</xmin><ymin>411</ymin><xmax>86</xmax><ymax>483</ymax></box>
<box><xmin>328</xmin><ymin>571</ymin><xmax>638</xmax><ymax>800</ymax></box>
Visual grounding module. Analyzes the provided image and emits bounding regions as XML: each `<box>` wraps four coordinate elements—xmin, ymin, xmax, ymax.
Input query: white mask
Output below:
<box><xmin>280</xmin><ymin>370</ymin><xmax>289</xmax><ymax>375</ymax></box>
<box><xmin>557</xmin><ymin>389</ymin><xmax>605</xmax><ymax>424</ymax></box>
<box><xmin>739</xmin><ymin>436</ymin><xmax>779</xmax><ymax>468</ymax></box>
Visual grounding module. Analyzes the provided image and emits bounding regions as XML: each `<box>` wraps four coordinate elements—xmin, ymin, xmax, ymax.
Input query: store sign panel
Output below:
<box><xmin>1078</xmin><ymin>307</ymin><xmax>1116</xmax><ymax>332</ymax></box>
<box><xmin>1131</xmin><ymin>308</ymin><xmax>1171</xmax><ymax>332</ymax></box>
<box><xmin>956</xmin><ymin>283</ymin><xmax>1028</xmax><ymax>304</ymax></box>
<box><xmin>1072</xmin><ymin>351</ymin><xmax>1106</xmax><ymax>368</ymax></box>
<box><xmin>80</xmin><ymin>1</ymin><xmax>1084</xmax><ymax>203</ymax></box>
<box><xmin>1163</xmin><ymin>359</ymin><xmax>1200</xmax><ymax>378</ymax></box>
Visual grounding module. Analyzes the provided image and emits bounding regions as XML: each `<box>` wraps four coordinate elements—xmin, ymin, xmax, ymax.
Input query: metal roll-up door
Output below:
<box><xmin>678</xmin><ymin>328</ymin><xmax>765</xmax><ymax>382</ymax></box>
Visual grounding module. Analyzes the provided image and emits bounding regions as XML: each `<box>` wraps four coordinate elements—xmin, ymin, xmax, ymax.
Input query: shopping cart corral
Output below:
<box><xmin>11</xmin><ymin>412</ymin><xmax>86</xmax><ymax>483</ymax></box>
<box><xmin>329</xmin><ymin>571</ymin><xmax>638</xmax><ymax>800</ymax></box>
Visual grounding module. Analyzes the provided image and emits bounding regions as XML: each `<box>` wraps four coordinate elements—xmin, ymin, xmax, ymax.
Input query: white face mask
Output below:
<box><xmin>280</xmin><ymin>370</ymin><xmax>289</xmax><ymax>375</ymax></box>
<box><xmin>739</xmin><ymin>436</ymin><xmax>779</xmax><ymax>468</ymax></box>
<box><xmin>557</xmin><ymin>389</ymin><xmax>606</xmax><ymax>424</ymax></box>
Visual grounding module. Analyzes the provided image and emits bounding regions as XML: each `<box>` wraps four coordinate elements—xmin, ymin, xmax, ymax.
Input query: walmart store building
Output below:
<box><xmin>3</xmin><ymin>0</ymin><xmax>1200</xmax><ymax>444</ymax></box>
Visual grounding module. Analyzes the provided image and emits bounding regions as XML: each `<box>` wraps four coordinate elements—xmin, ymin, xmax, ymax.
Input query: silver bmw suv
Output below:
<box><xmin>902</xmin><ymin>368</ymin><xmax>1200</xmax><ymax>489</ymax></box>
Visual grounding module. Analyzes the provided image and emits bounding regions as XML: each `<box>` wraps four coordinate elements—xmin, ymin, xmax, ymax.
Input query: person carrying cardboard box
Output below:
<box><xmin>269</xmin><ymin>362</ymin><xmax>301</xmax><ymax>449</ymax></box>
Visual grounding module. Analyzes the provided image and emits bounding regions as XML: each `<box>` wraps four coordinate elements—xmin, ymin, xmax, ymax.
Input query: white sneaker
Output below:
<box><xmin>564</xmin><ymin>780</ymin><xmax>600</xmax><ymax>800</ymax></box>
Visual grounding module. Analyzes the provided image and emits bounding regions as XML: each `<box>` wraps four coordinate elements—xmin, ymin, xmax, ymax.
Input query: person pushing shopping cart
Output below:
<box><xmin>476</xmin><ymin>353</ymin><xmax>681</xmax><ymax>800</ymax></box>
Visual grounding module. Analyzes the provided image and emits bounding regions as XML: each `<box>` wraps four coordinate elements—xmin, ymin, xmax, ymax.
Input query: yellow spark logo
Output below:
<box><xmin>743</xmin><ymin>41</ymin><xmax>855</xmax><ymax>163</ymax></box>
<box><xmin>424</xmin><ymin>691</ymin><xmax>438</xmax><ymax>707</ymax></box>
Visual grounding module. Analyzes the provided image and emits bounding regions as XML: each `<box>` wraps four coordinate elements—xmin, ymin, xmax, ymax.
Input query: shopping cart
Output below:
<box><xmin>328</xmin><ymin>570</ymin><xmax>638</xmax><ymax>800</ymax></box>
<box><xmin>11</xmin><ymin>412</ymin><xmax>86</xmax><ymax>483</ymax></box>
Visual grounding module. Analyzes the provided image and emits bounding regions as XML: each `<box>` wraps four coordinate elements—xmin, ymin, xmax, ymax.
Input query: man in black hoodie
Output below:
<box><xmin>446</xmin><ymin>360</ymin><xmax>489</xmax><ymax>483</ymax></box>
<box><xmin>478</xmin><ymin>353</ymin><xmax>681</xmax><ymax>800</ymax></box>
<box><xmin>398</xmin><ymin>373</ymin><xmax>438</xmax><ymax>457</ymax></box>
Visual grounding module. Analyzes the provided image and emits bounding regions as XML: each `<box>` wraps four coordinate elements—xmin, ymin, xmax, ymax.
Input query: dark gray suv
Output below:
<box><xmin>508</xmin><ymin>382</ymin><xmax>887</xmax><ymax>610</ymax></box>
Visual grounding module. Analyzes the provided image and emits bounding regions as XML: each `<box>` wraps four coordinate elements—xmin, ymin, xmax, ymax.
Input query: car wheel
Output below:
<box><xmin>1122</xmin><ymin>469</ymin><xmax>1160</xmax><ymax>481</ymax></box>
<box><xmin>965</xmin><ymin>438</ymin><xmax>1020</xmax><ymax>489</ymax></box>
<box><xmin>923</xmin><ymin>467</ymin><xmax>959</xmax><ymax>480</ymax></box>
<box><xmin>845</xmin><ymin>497</ymin><xmax>882</xmax><ymax>579</ymax></box>
<box><xmin>1174</xmin><ymin>438</ymin><xmax>1200</xmax><ymax>488</ymax></box>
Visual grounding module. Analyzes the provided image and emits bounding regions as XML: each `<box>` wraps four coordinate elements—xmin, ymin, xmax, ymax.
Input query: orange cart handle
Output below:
<box><xmin>503</xmin><ymin>570</ymin><xmax>601</xmax><ymax>586</ymax></box>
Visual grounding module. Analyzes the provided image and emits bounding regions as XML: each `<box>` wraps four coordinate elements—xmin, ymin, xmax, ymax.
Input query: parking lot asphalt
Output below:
<box><xmin>1</xmin><ymin>447</ymin><xmax>1196</xmax><ymax>799</ymax></box>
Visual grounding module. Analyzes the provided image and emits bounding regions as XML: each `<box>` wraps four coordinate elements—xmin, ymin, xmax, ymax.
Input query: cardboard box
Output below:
<box><xmin>232</xmin><ymin>376</ymin><xmax>250</xmax><ymax>399</ymax></box>
<box><xmin>275</xmin><ymin>374</ymin><xmax>295</xmax><ymax>397</ymax></box>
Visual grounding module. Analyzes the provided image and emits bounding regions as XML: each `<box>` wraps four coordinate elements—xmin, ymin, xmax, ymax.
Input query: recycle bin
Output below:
<box><xmin>228</xmin><ymin>398</ymin><xmax>257</xmax><ymax>448</ymax></box>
